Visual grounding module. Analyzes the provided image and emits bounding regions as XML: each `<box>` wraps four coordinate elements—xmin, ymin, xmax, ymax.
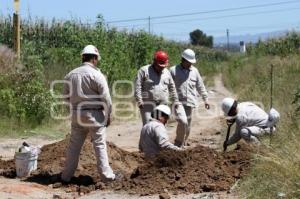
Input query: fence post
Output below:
<box><xmin>13</xmin><ymin>0</ymin><xmax>21</xmax><ymax>60</ymax></box>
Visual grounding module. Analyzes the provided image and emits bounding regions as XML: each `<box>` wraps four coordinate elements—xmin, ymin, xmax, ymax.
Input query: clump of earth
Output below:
<box><xmin>0</xmin><ymin>137</ymin><xmax>251</xmax><ymax>195</ymax></box>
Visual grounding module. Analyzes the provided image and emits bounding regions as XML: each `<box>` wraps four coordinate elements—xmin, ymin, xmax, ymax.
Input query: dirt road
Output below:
<box><xmin>0</xmin><ymin>75</ymin><xmax>239</xmax><ymax>199</ymax></box>
<box><xmin>107</xmin><ymin>74</ymin><xmax>234</xmax><ymax>151</ymax></box>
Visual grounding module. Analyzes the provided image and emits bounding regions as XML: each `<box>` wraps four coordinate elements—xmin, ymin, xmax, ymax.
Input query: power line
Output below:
<box><xmin>111</xmin><ymin>6</ymin><xmax>300</xmax><ymax>29</ymax></box>
<box><xmin>152</xmin><ymin>21</ymin><xmax>300</xmax><ymax>33</ymax></box>
<box><xmin>142</xmin><ymin>20</ymin><xmax>300</xmax><ymax>37</ymax></box>
<box><xmin>107</xmin><ymin>0</ymin><xmax>300</xmax><ymax>24</ymax></box>
<box><xmin>151</xmin><ymin>7</ymin><xmax>300</xmax><ymax>26</ymax></box>
<box><xmin>162</xmin><ymin>26</ymin><xmax>299</xmax><ymax>36</ymax></box>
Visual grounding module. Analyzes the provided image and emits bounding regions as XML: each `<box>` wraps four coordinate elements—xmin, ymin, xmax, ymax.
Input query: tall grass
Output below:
<box><xmin>223</xmin><ymin>46</ymin><xmax>300</xmax><ymax>198</ymax></box>
<box><xmin>247</xmin><ymin>32</ymin><xmax>300</xmax><ymax>57</ymax></box>
<box><xmin>0</xmin><ymin>15</ymin><xmax>227</xmax><ymax>135</ymax></box>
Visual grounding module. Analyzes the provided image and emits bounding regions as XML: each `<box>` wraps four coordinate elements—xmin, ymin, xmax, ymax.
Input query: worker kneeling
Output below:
<box><xmin>139</xmin><ymin>105</ymin><xmax>182</xmax><ymax>158</ymax></box>
<box><xmin>221</xmin><ymin>98</ymin><xmax>280</xmax><ymax>148</ymax></box>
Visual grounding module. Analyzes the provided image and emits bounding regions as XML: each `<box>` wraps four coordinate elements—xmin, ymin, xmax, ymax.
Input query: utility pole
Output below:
<box><xmin>226</xmin><ymin>29</ymin><xmax>229</xmax><ymax>51</ymax></box>
<box><xmin>13</xmin><ymin>0</ymin><xmax>21</xmax><ymax>60</ymax></box>
<box><xmin>148</xmin><ymin>16</ymin><xmax>151</xmax><ymax>34</ymax></box>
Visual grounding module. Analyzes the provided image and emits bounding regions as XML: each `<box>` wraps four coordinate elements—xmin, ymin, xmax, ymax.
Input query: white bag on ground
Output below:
<box><xmin>14</xmin><ymin>143</ymin><xmax>41</xmax><ymax>178</ymax></box>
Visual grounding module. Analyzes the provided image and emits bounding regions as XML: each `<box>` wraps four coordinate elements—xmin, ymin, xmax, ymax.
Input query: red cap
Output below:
<box><xmin>154</xmin><ymin>50</ymin><xmax>168</xmax><ymax>67</ymax></box>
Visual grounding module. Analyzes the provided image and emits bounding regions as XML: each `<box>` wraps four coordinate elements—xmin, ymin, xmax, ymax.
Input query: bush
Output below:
<box><xmin>0</xmin><ymin>48</ymin><xmax>54</xmax><ymax>126</ymax></box>
<box><xmin>0</xmin><ymin>15</ymin><xmax>226</xmax><ymax>126</ymax></box>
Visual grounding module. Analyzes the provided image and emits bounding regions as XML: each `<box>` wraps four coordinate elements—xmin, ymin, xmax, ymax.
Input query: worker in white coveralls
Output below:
<box><xmin>139</xmin><ymin>105</ymin><xmax>182</xmax><ymax>157</ymax></box>
<box><xmin>134</xmin><ymin>50</ymin><xmax>180</xmax><ymax>125</ymax></box>
<box><xmin>170</xmin><ymin>49</ymin><xmax>210</xmax><ymax>147</ymax></box>
<box><xmin>221</xmin><ymin>97</ymin><xmax>280</xmax><ymax>148</ymax></box>
<box><xmin>61</xmin><ymin>45</ymin><xmax>121</xmax><ymax>182</ymax></box>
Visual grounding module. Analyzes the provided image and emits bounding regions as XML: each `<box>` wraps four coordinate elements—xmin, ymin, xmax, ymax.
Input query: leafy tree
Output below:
<box><xmin>189</xmin><ymin>29</ymin><xmax>213</xmax><ymax>48</ymax></box>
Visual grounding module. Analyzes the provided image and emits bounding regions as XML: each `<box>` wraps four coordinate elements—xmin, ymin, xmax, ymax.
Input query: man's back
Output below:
<box><xmin>139</xmin><ymin>119</ymin><xmax>181</xmax><ymax>157</ymax></box>
<box><xmin>139</xmin><ymin>120</ymin><xmax>168</xmax><ymax>156</ymax></box>
<box><xmin>64</xmin><ymin>62</ymin><xmax>111</xmax><ymax>110</ymax></box>
<box><xmin>237</xmin><ymin>102</ymin><xmax>269</xmax><ymax>127</ymax></box>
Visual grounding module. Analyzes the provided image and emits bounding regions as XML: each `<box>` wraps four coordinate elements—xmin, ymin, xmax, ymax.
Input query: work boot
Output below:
<box><xmin>50</xmin><ymin>173</ymin><xmax>69</xmax><ymax>185</ymax></box>
<box><xmin>182</xmin><ymin>141</ymin><xmax>191</xmax><ymax>149</ymax></box>
<box><xmin>114</xmin><ymin>171</ymin><xmax>124</xmax><ymax>181</ymax></box>
<box><xmin>174</xmin><ymin>140</ymin><xmax>183</xmax><ymax>148</ymax></box>
<box><xmin>50</xmin><ymin>173</ymin><xmax>61</xmax><ymax>183</ymax></box>
<box><xmin>102</xmin><ymin>171</ymin><xmax>123</xmax><ymax>183</ymax></box>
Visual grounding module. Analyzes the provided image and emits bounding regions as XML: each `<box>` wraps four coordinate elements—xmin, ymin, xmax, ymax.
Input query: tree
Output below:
<box><xmin>189</xmin><ymin>29</ymin><xmax>213</xmax><ymax>48</ymax></box>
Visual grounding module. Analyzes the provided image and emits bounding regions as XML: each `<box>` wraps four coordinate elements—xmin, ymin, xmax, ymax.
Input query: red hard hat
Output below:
<box><xmin>154</xmin><ymin>50</ymin><xmax>168</xmax><ymax>67</ymax></box>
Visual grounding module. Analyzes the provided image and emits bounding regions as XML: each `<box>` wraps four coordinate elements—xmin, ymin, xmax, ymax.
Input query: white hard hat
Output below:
<box><xmin>154</xmin><ymin>105</ymin><xmax>171</xmax><ymax>116</ymax></box>
<box><xmin>81</xmin><ymin>45</ymin><xmax>101</xmax><ymax>60</ymax></box>
<box><xmin>221</xmin><ymin>97</ymin><xmax>235</xmax><ymax>116</ymax></box>
<box><xmin>181</xmin><ymin>49</ymin><xmax>196</xmax><ymax>64</ymax></box>
<box><xmin>268</xmin><ymin>108</ymin><xmax>280</xmax><ymax>126</ymax></box>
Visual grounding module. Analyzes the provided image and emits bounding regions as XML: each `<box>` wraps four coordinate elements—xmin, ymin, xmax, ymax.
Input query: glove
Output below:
<box><xmin>205</xmin><ymin>103</ymin><xmax>210</xmax><ymax>110</ymax></box>
<box><xmin>226</xmin><ymin>118</ymin><xmax>236</xmax><ymax>126</ymax></box>
<box><xmin>138</xmin><ymin>104</ymin><xmax>144</xmax><ymax>109</ymax></box>
<box><xmin>106</xmin><ymin>116</ymin><xmax>111</xmax><ymax>127</ymax></box>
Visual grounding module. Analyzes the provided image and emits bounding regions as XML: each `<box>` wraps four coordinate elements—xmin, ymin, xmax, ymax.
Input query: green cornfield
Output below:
<box><xmin>0</xmin><ymin>15</ymin><xmax>227</xmax><ymax>128</ymax></box>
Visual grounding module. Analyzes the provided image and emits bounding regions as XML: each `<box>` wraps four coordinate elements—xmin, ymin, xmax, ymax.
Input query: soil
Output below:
<box><xmin>0</xmin><ymin>75</ymin><xmax>247</xmax><ymax>198</ymax></box>
<box><xmin>0</xmin><ymin>137</ymin><xmax>252</xmax><ymax>196</ymax></box>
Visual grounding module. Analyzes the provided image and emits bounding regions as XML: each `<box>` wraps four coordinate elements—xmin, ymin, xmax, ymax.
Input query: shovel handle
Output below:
<box><xmin>223</xmin><ymin>124</ymin><xmax>232</xmax><ymax>152</ymax></box>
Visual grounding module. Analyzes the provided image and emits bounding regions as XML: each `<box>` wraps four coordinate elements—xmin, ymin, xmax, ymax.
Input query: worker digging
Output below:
<box><xmin>221</xmin><ymin>97</ymin><xmax>280</xmax><ymax>150</ymax></box>
<box><xmin>139</xmin><ymin>104</ymin><xmax>182</xmax><ymax>158</ymax></box>
<box><xmin>0</xmin><ymin>45</ymin><xmax>281</xmax><ymax>197</ymax></box>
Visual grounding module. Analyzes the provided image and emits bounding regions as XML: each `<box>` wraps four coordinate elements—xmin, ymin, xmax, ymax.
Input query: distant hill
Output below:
<box><xmin>214</xmin><ymin>30</ymin><xmax>289</xmax><ymax>45</ymax></box>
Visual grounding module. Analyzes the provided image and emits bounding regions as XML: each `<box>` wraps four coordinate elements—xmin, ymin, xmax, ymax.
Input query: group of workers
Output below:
<box><xmin>60</xmin><ymin>44</ymin><xmax>280</xmax><ymax>183</ymax></box>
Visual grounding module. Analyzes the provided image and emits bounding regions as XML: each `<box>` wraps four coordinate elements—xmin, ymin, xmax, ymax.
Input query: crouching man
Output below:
<box><xmin>221</xmin><ymin>97</ymin><xmax>280</xmax><ymax>148</ymax></box>
<box><xmin>139</xmin><ymin>105</ymin><xmax>182</xmax><ymax>157</ymax></box>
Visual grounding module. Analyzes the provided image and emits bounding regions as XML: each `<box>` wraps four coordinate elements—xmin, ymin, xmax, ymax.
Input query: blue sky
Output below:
<box><xmin>1</xmin><ymin>0</ymin><xmax>300</xmax><ymax>41</ymax></box>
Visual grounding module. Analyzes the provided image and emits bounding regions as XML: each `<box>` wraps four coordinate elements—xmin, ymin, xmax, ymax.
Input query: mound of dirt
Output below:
<box><xmin>0</xmin><ymin>159</ymin><xmax>15</xmax><ymax>178</ymax></box>
<box><xmin>109</xmin><ymin>144</ymin><xmax>252</xmax><ymax>195</ymax></box>
<box><xmin>0</xmin><ymin>138</ymin><xmax>252</xmax><ymax>195</ymax></box>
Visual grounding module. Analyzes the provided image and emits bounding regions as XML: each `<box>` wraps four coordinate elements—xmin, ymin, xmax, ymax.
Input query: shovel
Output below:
<box><xmin>223</xmin><ymin>123</ymin><xmax>233</xmax><ymax>152</ymax></box>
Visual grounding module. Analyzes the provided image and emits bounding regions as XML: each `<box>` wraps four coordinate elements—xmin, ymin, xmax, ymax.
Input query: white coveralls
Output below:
<box><xmin>139</xmin><ymin>119</ymin><xmax>182</xmax><ymax>157</ymax></box>
<box><xmin>134</xmin><ymin>64</ymin><xmax>179</xmax><ymax>125</ymax></box>
<box><xmin>170</xmin><ymin>64</ymin><xmax>208</xmax><ymax>146</ymax></box>
<box><xmin>61</xmin><ymin>62</ymin><xmax>115</xmax><ymax>182</ymax></box>
<box><xmin>226</xmin><ymin>102</ymin><xmax>279</xmax><ymax>145</ymax></box>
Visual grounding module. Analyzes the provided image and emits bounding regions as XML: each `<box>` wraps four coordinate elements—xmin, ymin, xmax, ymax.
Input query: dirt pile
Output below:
<box><xmin>110</xmin><ymin>144</ymin><xmax>252</xmax><ymax>195</ymax></box>
<box><xmin>0</xmin><ymin>159</ymin><xmax>15</xmax><ymax>177</ymax></box>
<box><xmin>0</xmin><ymin>138</ymin><xmax>252</xmax><ymax>195</ymax></box>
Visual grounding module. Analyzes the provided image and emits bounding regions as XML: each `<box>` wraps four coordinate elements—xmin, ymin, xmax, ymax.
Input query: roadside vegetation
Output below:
<box><xmin>1</xmin><ymin>14</ymin><xmax>300</xmax><ymax>198</ymax></box>
<box><xmin>0</xmin><ymin>15</ymin><xmax>227</xmax><ymax>137</ymax></box>
<box><xmin>222</xmin><ymin>32</ymin><xmax>300</xmax><ymax>198</ymax></box>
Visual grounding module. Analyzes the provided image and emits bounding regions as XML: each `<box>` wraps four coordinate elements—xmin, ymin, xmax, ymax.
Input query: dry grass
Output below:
<box><xmin>223</xmin><ymin>54</ymin><xmax>300</xmax><ymax>198</ymax></box>
<box><xmin>0</xmin><ymin>45</ymin><xmax>22</xmax><ymax>74</ymax></box>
